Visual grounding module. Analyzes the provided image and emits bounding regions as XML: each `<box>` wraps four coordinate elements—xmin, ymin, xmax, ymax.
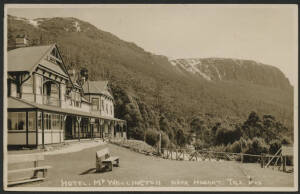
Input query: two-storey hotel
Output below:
<box><xmin>6</xmin><ymin>37</ymin><xmax>127</xmax><ymax>148</ymax></box>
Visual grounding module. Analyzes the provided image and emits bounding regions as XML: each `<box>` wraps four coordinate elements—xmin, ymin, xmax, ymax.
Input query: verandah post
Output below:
<box><xmin>42</xmin><ymin>111</ymin><xmax>45</xmax><ymax>149</ymax></box>
<box><xmin>26</xmin><ymin>111</ymin><xmax>28</xmax><ymax>147</ymax></box>
<box><xmin>35</xmin><ymin>111</ymin><xmax>38</xmax><ymax>147</ymax></box>
<box><xmin>78</xmin><ymin>116</ymin><xmax>81</xmax><ymax>142</ymax></box>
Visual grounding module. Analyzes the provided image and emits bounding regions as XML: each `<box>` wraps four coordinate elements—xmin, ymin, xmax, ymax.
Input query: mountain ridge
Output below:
<box><xmin>7</xmin><ymin>14</ymin><xmax>294</xmax><ymax>143</ymax></box>
<box><xmin>170</xmin><ymin>58</ymin><xmax>292</xmax><ymax>91</ymax></box>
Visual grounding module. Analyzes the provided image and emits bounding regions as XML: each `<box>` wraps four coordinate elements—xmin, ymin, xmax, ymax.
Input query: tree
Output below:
<box><xmin>242</xmin><ymin>111</ymin><xmax>263</xmax><ymax>139</ymax></box>
<box><xmin>175</xmin><ymin>129</ymin><xmax>187</xmax><ymax>147</ymax></box>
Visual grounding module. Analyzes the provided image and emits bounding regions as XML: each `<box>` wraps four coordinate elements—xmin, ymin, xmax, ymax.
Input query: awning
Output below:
<box><xmin>7</xmin><ymin>97</ymin><xmax>125</xmax><ymax>122</ymax></box>
<box><xmin>8</xmin><ymin>97</ymin><xmax>35</xmax><ymax>109</ymax></box>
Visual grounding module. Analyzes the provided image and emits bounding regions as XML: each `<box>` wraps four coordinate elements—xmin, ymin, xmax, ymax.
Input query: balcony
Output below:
<box><xmin>43</xmin><ymin>95</ymin><xmax>60</xmax><ymax>107</ymax></box>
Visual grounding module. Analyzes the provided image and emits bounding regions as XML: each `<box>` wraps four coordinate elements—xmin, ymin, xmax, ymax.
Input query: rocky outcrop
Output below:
<box><xmin>170</xmin><ymin>58</ymin><xmax>292</xmax><ymax>90</ymax></box>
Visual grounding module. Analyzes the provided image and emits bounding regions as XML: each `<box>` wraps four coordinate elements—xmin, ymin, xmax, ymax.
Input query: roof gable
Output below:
<box><xmin>82</xmin><ymin>81</ymin><xmax>113</xmax><ymax>98</ymax></box>
<box><xmin>7</xmin><ymin>44</ymin><xmax>68</xmax><ymax>77</ymax></box>
<box><xmin>8</xmin><ymin>45</ymin><xmax>53</xmax><ymax>72</ymax></box>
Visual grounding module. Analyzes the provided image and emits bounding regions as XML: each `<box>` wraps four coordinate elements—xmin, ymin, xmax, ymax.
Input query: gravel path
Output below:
<box><xmin>9</xmin><ymin>143</ymin><xmax>294</xmax><ymax>188</ymax></box>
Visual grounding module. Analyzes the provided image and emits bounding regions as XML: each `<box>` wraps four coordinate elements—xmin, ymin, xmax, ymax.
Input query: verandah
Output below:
<box><xmin>7</xmin><ymin>109</ymin><xmax>127</xmax><ymax>148</ymax></box>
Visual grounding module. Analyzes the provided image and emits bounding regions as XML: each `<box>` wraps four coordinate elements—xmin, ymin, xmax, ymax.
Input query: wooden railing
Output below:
<box><xmin>43</xmin><ymin>95</ymin><xmax>60</xmax><ymax>107</ymax></box>
<box><xmin>161</xmin><ymin>148</ymin><xmax>285</xmax><ymax>166</ymax></box>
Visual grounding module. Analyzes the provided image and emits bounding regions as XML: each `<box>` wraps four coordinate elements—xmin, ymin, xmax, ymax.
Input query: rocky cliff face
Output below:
<box><xmin>170</xmin><ymin>58</ymin><xmax>292</xmax><ymax>90</ymax></box>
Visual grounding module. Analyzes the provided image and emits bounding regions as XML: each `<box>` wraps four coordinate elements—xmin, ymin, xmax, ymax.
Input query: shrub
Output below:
<box><xmin>239</xmin><ymin>137</ymin><xmax>248</xmax><ymax>151</ymax></box>
<box><xmin>175</xmin><ymin>129</ymin><xmax>187</xmax><ymax>147</ymax></box>
<box><xmin>145</xmin><ymin>128</ymin><xmax>159</xmax><ymax>146</ymax></box>
<box><xmin>225</xmin><ymin>143</ymin><xmax>232</xmax><ymax>152</ymax></box>
<box><xmin>243</xmin><ymin>137</ymin><xmax>269</xmax><ymax>163</ymax></box>
<box><xmin>212</xmin><ymin>144</ymin><xmax>227</xmax><ymax>152</ymax></box>
<box><xmin>161</xmin><ymin>132</ymin><xmax>170</xmax><ymax>148</ymax></box>
<box><xmin>216</xmin><ymin>126</ymin><xmax>241</xmax><ymax>146</ymax></box>
<box><xmin>230</xmin><ymin>140</ymin><xmax>242</xmax><ymax>153</ymax></box>
<box><xmin>129</xmin><ymin>127</ymin><xmax>144</xmax><ymax>140</ymax></box>
<box><xmin>169</xmin><ymin>142</ymin><xmax>176</xmax><ymax>149</ymax></box>
<box><xmin>193</xmin><ymin>140</ymin><xmax>205</xmax><ymax>150</ymax></box>
<box><xmin>269</xmin><ymin>139</ymin><xmax>281</xmax><ymax>155</ymax></box>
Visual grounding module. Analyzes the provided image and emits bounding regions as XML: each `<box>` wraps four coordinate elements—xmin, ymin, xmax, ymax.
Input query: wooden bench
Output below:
<box><xmin>96</xmin><ymin>148</ymin><xmax>119</xmax><ymax>172</ymax></box>
<box><xmin>7</xmin><ymin>154</ymin><xmax>52</xmax><ymax>187</ymax></box>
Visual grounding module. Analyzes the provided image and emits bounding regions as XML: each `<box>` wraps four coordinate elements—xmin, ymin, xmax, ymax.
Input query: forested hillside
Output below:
<box><xmin>7</xmin><ymin>15</ymin><xmax>294</xmax><ymax>152</ymax></box>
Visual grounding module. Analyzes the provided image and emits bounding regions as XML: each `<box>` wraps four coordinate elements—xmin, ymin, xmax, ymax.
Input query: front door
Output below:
<box><xmin>65</xmin><ymin>116</ymin><xmax>73</xmax><ymax>140</ymax></box>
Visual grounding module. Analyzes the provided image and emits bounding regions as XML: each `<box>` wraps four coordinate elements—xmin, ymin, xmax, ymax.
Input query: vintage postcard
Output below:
<box><xmin>2</xmin><ymin>4</ymin><xmax>298</xmax><ymax>191</ymax></box>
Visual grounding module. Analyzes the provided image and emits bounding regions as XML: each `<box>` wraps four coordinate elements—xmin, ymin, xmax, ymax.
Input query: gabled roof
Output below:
<box><xmin>82</xmin><ymin>81</ymin><xmax>113</xmax><ymax>98</ymax></box>
<box><xmin>7</xmin><ymin>44</ymin><xmax>68</xmax><ymax>77</ymax></box>
<box><xmin>8</xmin><ymin>45</ymin><xmax>52</xmax><ymax>72</ymax></box>
<box><xmin>39</xmin><ymin>59</ymin><xmax>67</xmax><ymax>77</ymax></box>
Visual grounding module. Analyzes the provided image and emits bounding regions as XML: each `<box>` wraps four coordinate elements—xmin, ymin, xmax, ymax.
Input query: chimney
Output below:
<box><xmin>16</xmin><ymin>34</ymin><xmax>29</xmax><ymax>48</ymax></box>
<box><xmin>80</xmin><ymin>68</ymin><xmax>88</xmax><ymax>85</ymax></box>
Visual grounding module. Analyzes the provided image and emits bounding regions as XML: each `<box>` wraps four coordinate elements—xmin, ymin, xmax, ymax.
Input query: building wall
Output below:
<box><xmin>7</xmin><ymin>130</ymin><xmax>64</xmax><ymax>146</ymax></box>
<box><xmin>7</xmin><ymin>132</ymin><xmax>27</xmax><ymax>145</ymax></box>
<box><xmin>85</xmin><ymin>94</ymin><xmax>114</xmax><ymax>118</ymax></box>
<box><xmin>9</xmin><ymin>82</ymin><xmax>17</xmax><ymax>97</ymax></box>
<box><xmin>86</xmin><ymin>94</ymin><xmax>100</xmax><ymax>113</ymax></box>
<box><xmin>100</xmin><ymin>95</ymin><xmax>114</xmax><ymax>118</ymax></box>
<box><xmin>81</xmin><ymin>102</ymin><xmax>90</xmax><ymax>112</ymax></box>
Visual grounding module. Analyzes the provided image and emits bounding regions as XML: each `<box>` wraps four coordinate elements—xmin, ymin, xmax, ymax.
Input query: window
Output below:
<box><xmin>61</xmin><ymin>84</ymin><xmax>66</xmax><ymax>102</ymax></box>
<box><xmin>110</xmin><ymin>105</ymin><xmax>113</xmax><ymax>115</ymax></box>
<box><xmin>43</xmin><ymin>113</ymin><xmax>53</xmax><ymax>130</ymax></box>
<box><xmin>106</xmin><ymin>103</ymin><xmax>108</xmax><ymax>114</ymax></box>
<box><xmin>49</xmin><ymin>114</ymin><xmax>52</xmax><ymax>129</ymax></box>
<box><xmin>41</xmin><ymin>113</ymin><xmax>62</xmax><ymax>130</ymax></box>
<box><xmin>50</xmin><ymin>83</ymin><xmax>59</xmax><ymax>98</ymax></box>
<box><xmin>52</xmin><ymin>114</ymin><xmax>56</xmax><ymax>129</ymax></box>
<box><xmin>17</xmin><ymin>112</ymin><xmax>25</xmax><ymax>130</ymax></box>
<box><xmin>38</xmin><ymin>112</ymin><xmax>42</xmax><ymax>129</ymax></box>
<box><xmin>35</xmin><ymin>75</ymin><xmax>43</xmax><ymax>95</ymax></box>
<box><xmin>45</xmin><ymin>114</ymin><xmax>49</xmax><ymax>129</ymax></box>
<box><xmin>92</xmin><ymin>98</ymin><xmax>99</xmax><ymax>111</ymax></box>
<box><xmin>7</xmin><ymin>112</ymin><xmax>26</xmax><ymax>130</ymax></box>
<box><xmin>101</xmin><ymin>100</ymin><xmax>104</xmax><ymax>110</ymax></box>
<box><xmin>61</xmin><ymin>115</ymin><xmax>64</xmax><ymax>130</ymax></box>
<box><xmin>28</xmin><ymin>112</ymin><xmax>36</xmax><ymax>131</ymax></box>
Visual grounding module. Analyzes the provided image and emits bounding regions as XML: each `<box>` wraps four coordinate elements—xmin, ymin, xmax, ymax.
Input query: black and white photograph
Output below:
<box><xmin>3</xmin><ymin>4</ymin><xmax>298</xmax><ymax>191</ymax></box>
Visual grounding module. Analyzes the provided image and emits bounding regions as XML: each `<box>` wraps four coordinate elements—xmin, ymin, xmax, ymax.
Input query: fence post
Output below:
<box><xmin>158</xmin><ymin>133</ymin><xmax>161</xmax><ymax>155</ymax></box>
<box><xmin>241</xmin><ymin>153</ymin><xmax>244</xmax><ymax>163</ymax></box>
<box><xmin>283</xmin><ymin>156</ymin><xmax>286</xmax><ymax>172</ymax></box>
<box><xmin>260</xmin><ymin>154</ymin><xmax>264</xmax><ymax>168</ymax></box>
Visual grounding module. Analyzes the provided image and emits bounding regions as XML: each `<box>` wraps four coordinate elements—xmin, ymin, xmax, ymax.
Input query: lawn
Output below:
<box><xmin>8</xmin><ymin>143</ymin><xmax>294</xmax><ymax>188</ymax></box>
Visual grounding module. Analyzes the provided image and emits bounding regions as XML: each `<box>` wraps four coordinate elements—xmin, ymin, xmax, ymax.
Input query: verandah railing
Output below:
<box><xmin>43</xmin><ymin>95</ymin><xmax>60</xmax><ymax>107</ymax></box>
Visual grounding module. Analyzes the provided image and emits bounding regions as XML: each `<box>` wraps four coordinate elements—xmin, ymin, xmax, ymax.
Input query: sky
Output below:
<box><xmin>6</xmin><ymin>4</ymin><xmax>298</xmax><ymax>86</ymax></box>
